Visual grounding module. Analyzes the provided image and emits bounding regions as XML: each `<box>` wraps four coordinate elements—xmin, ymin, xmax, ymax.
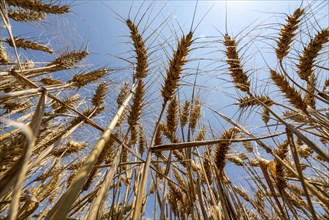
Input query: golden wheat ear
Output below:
<box><xmin>224</xmin><ymin>34</ymin><xmax>250</xmax><ymax>94</ymax></box>
<box><xmin>128</xmin><ymin>80</ymin><xmax>144</xmax><ymax>129</ymax></box>
<box><xmin>0</xmin><ymin>44</ymin><xmax>9</xmax><ymax>64</ymax></box>
<box><xmin>138</xmin><ymin>124</ymin><xmax>146</xmax><ymax>155</ymax></box>
<box><xmin>5</xmin><ymin>37</ymin><xmax>53</xmax><ymax>53</ymax></box>
<box><xmin>92</xmin><ymin>82</ymin><xmax>108</xmax><ymax>107</ymax></box>
<box><xmin>180</xmin><ymin>100</ymin><xmax>190</xmax><ymax>128</ymax></box>
<box><xmin>51</xmin><ymin>94</ymin><xmax>80</xmax><ymax>113</ymax></box>
<box><xmin>166</xmin><ymin>96</ymin><xmax>178</xmax><ymax>137</ymax></box>
<box><xmin>274</xmin><ymin>141</ymin><xmax>289</xmax><ymax>191</ymax></box>
<box><xmin>214</xmin><ymin>127</ymin><xmax>240</xmax><ymax>174</ymax></box>
<box><xmin>40</xmin><ymin>78</ymin><xmax>63</xmax><ymax>86</ymax></box>
<box><xmin>52</xmin><ymin>141</ymin><xmax>88</xmax><ymax>157</ymax></box>
<box><xmin>70</xmin><ymin>69</ymin><xmax>108</xmax><ymax>88</ymax></box>
<box><xmin>126</xmin><ymin>19</ymin><xmax>148</xmax><ymax>79</ymax></box>
<box><xmin>276</xmin><ymin>8</ymin><xmax>304</xmax><ymax>60</ymax></box>
<box><xmin>161</xmin><ymin>31</ymin><xmax>193</xmax><ymax>103</ymax></box>
<box><xmin>270</xmin><ymin>69</ymin><xmax>307</xmax><ymax>112</ymax></box>
<box><xmin>116</xmin><ymin>82</ymin><xmax>130</xmax><ymax>126</ymax></box>
<box><xmin>8</xmin><ymin>9</ymin><xmax>46</xmax><ymax>22</ymax></box>
<box><xmin>304</xmin><ymin>74</ymin><xmax>316</xmax><ymax>109</ymax></box>
<box><xmin>237</xmin><ymin>95</ymin><xmax>273</xmax><ymax>108</ymax></box>
<box><xmin>297</xmin><ymin>28</ymin><xmax>329</xmax><ymax>80</ymax></box>
<box><xmin>48</xmin><ymin>51</ymin><xmax>89</xmax><ymax>70</ymax></box>
<box><xmin>6</xmin><ymin>0</ymin><xmax>70</xmax><ymax>14</ymax></box>
<box><xmin>189</xmin><ymin>99</ymin><xmax>201</xmax><ymax>132</ymax></box>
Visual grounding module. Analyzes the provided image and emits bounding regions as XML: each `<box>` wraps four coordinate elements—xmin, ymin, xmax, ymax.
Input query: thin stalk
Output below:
<box><xmin>286</xmin><ymin>128</ymin><xmax>318</xmax><ymax>219</ymax></box>
<box><xmin>152</xmin><ymin>132</ymin><xmax>285</xmax><ymax>152</ymax></box>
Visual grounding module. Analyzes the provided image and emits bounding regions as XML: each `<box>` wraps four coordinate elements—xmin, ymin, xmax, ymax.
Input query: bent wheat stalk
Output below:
<box><xmin>0</xmin><ymin>91</ymin><xmax>46</xmax><ymax>220</ymax></box>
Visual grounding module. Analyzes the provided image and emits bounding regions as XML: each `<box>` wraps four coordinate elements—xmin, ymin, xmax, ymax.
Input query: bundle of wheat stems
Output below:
<box><xmin>0</xmin><ymin>1</ymin><xmax>328</xmax><ymax>219</ymax></box>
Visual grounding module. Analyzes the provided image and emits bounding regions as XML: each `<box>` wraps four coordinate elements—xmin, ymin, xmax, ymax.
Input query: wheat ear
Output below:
<box><xmin>189</xmin><ymin>99</ymin><xmax>201</xmax><ymax>132</ymax></box>
<box><xmin>40</xmin><ymin>78</ymin><xmax>63</xmax><ymax>86</ymax></box>
<box><xmin>166</xmin><ymin>96</ymin><xmax>178</xmax><ymax>136</ymax></box>
<box><xmin>8</xmin><ymin>9</ymin><xmax>46</xmax><ymax>22</ymax></box>
<box><xmin>128</xmin><ymin>80</ymin><xmax>144</xmax><ymax>129</ymax></box>
<box><xmin>138</xmin><ymin>124</ymin><xmax>146</xmax><ymax>156</ymax></box>
<box><xmin>180</xmin><ymin>100</ymin><xmax>190</xmax><ymax>128</ymax></box>
<box><xmin>48</xmin><ymin>51</ymin><xmax>88</xmax><ymax>70</ymax></box>
<box><xmin>6</xmin><ymin>0</ymin><xmax>70</xmax><ymax>14</ymax></box>
<box><xmin>270</xmin><ymin>69</ymin><xmax>307</xmax><ymax>111</ymax></box>
<box><xmin>52</xmin><ymin>141</ymin><xmax>87</xmax><ymax>157</ymax></box>
<box><xmin>297</xmin><ymin>28</ymin><xmax>329</xmax><ymax>80</ymax></box>
<box><xmin>0</xmin><ymin>44</ymin><xmax>9</xmax><ymax>64</ymax></box>
<box><xmin>5</xmin><ymin>37</ymin><xmax>53</xmax><ymax>53</ymax></box>
<box><xmin>52</xmin><ymin>94</ymin><xmax>80</xmax><ymax>113</ymax></box>
<box><xmin>237</xmin><ymin>95</ymin><xmax>273</xmax><ymax>108</ymax></box>
<box><xmin>161</xmin><ymin>31</ymin><xmax>193</xmax><ymax>103</ymax></box>
<box><xmin>116</xmin><ymin>83</ymin><xmax>130</xmax><ymax>126</ymax></box>
<box><xmin>70</xmin><ymin>69</ymin><xmax>108</xmax><ymax>88</ymax></box>
<box><xmin>276</xmin><ymin>8</ymin><xmax>304</xmax><ymax>60</ymax></box>
<box><xmin>92</xmin><ymin>82</ymin><xmax>108</xmax><ymax>107</ymax></box>
<box><xmin>224</xmin><ymin>34</ymin><xmax>250</xmax><ymax>93</ymax></box>
<box><xmin>274</xmin><ymin>141</ymin><xmax>289</xmax><ymax>191</ymax></box>
<box><xmin>304</xmin><ymin>74</ymin><xmax>316</xmax><ymax>109</ymax></box>
<box><xmin>126</xmin><ymin>19</ymin><xmax>148</xmax><ymax>79</ymax></box>
<box><xmin>214</xmin><ymin>127</ymin><xmax>240</xmax><ymax>173</ymax></box>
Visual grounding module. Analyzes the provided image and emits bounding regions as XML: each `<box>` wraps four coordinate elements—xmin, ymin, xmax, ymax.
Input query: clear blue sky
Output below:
<box><xmin>69</xmin><ymin>0</ymin><xmax>323</xmax><ymax>66</ymax></box>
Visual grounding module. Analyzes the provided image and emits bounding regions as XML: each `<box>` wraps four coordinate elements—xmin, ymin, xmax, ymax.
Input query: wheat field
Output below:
<box><xmin>0</xmin><ymin>0</ymin><xmax>328</xmax><ymax>219</ymax></box>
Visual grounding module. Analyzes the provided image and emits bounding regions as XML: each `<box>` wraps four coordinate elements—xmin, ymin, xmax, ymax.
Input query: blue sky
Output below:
<box><xmin>69</xmin><ymin>0</ymin><xmax>318</xmax><ymax>66</ymax></box>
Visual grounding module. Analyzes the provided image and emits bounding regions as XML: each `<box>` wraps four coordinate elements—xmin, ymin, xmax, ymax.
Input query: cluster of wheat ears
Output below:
<box><xmin>0</xmin><ymin>0</ymin><xmax>328</xmax><ymax>219</ymax></box>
